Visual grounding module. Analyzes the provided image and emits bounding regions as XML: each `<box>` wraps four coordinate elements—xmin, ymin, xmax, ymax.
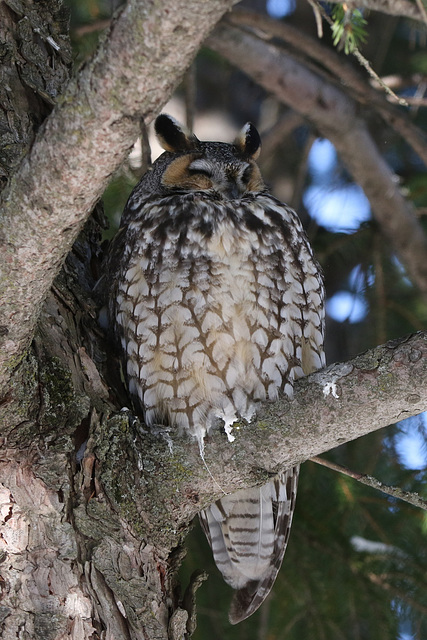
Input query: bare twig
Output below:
<box><xmin>352</xmin><ymin>49</ymin><xmax>408</xmax><ymax>106</ymax></box>
<box><xmin>310</xmin><ymin>456</ymin><xmax>427</xmax><ymax>512</ymax></box>
<box><xmin>313</xmin><ymin>1</ymin><xmax>408</xmax><ymax>106</ymax></box>
<box><xmin>308</xmin><ymin>0</ymin><xmax>323</xmax><ymax>37</ymax></box>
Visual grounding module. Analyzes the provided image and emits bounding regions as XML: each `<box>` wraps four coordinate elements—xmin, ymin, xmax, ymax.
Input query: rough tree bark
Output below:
<box><xmin>1</xmin><ymin>2</ymin><xmax>426</xmax><ymax>639</ymax></box>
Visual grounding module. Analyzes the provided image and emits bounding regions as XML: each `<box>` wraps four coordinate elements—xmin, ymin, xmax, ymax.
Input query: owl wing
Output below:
<box><xmin>105</xmin><ymin>225</ymin><xmax>128</xmax><ymax>315</ymax></box>
<box><xmin>199</xmin><ymin>467</ymin><xmax>299</xmax><ymax>624</ymax></box>
<box><xmin>197</xmin><ymin>197</ymin><xmax>324</xmax><ymax>623</ymax></box>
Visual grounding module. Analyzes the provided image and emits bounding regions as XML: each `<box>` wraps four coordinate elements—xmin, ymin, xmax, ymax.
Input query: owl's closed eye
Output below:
<box><xmin>157</xmin><ymin>115</ymin><xmax>265</xmax><ymax>198</ymax></box>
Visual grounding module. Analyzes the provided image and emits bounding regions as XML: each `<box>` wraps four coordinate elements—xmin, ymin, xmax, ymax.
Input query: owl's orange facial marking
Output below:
<box><xmin>161</xmin><ymin>155</ymin><xmax>213</xmax><ymax>191</ymax></box>
<box><xmin>245</xmin><ymin>163</ymin><xmax>264</xmax><ymax>192</ymax></box>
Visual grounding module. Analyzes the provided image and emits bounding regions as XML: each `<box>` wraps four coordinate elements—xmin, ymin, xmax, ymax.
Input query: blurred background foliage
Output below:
<box><xmin>66</xmin><ymin>1</ymin><xmax>427</xmax><ymax>638</ymax></box>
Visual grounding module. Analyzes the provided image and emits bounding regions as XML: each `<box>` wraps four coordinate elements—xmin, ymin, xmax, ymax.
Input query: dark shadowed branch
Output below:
<box><xmin>230</xmin><ymin>9</ymin><xmax>427</xmax><ymax>166</ymax></box>
<box><xmin>208</xmin><ymin>19</ymin><xmax>427</xmax><ymax>299</ymax></box>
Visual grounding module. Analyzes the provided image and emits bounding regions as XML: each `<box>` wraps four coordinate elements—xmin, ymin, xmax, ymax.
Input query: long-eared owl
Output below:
<box><xmin>108</xmin><ymin>114</ymin><xmax>325</xmax><ymax>624</ymax></box>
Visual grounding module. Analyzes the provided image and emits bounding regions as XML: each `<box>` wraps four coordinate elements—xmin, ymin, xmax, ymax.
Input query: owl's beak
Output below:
<box><xmin>222</xmin><ymin>181</ymin><xmax>241</xmax><ymax>200</ymax></box>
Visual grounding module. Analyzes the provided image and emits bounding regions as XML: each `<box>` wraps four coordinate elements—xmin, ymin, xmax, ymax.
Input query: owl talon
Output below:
<box><xmin>150</xmin><ymin>424</ymin><xmax>174</xmax><ymax>454</ymax></box>
<box><xmin>223</xmin><ymin>422</ymin><xmax>236</xmax><ymax>443</ymax></box>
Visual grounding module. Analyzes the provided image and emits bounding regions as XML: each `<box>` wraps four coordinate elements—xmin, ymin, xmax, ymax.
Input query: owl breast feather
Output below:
<box><xmin>114</xmin><ymin>192</ymin><xmax>324</xmax><ymax>449</ymax></box>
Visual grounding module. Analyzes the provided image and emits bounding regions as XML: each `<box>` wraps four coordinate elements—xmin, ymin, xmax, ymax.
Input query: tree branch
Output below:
<box><xmin>325</xmin><ymin>0</ymin><xmax>426</xmax><ymax>21</ymax></box>
<box><xmin>95</xmin><ymin>332</ymin><xmax>427</xmax><ymax>541</ymax></box>
<box><xmin>0</xmin><ymin>0</ymin><xmax>238</xmax><ymax>395</ymax></box>
<box><xmin>208</xmin><ymin>20</ymin><xmax>427</xmax><ymax>296</ymax></box>
<box><xmin>226</xmin><ymin>11</ymin><xmax>427</xmax><ymax>183</ymax></box>
<box><xmin>311</xmin><ymin>456</ymin><xmax>427</xmax><ymax>511</ymax></box>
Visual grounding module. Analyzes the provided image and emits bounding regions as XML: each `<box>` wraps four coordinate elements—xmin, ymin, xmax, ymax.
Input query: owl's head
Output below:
<box><xmin>153</xmin><ymin>114</ymin><xmax>265</xmax><ymax>200</ymax></box>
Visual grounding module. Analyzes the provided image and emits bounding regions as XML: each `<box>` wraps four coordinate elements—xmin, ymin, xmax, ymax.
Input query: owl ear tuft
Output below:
<box><xmin>235</xmin><ymin>123</ymin><xmax>261</xmax><ymax>160</ymax></box>
<box><xmin>155</xmin><ymin>114</ymin><xmax>199</xmax><ymax>153</ymax></box>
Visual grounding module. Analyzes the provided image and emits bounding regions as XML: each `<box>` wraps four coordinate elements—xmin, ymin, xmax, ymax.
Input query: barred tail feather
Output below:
<box><xmin>199</xmin><ymin>466</ymin><xmax>299</xmax><ymax>624</ymax></box>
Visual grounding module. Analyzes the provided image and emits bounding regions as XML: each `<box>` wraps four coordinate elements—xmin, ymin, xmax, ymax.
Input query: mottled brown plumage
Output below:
<box><xmin>108</xmin><ymin>114</ymin><xmax>325</xmax><ymax>623</ymax></box>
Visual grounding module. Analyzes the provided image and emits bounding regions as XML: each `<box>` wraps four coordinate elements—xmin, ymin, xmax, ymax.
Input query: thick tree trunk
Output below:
<box><xmin>0</xmin><ymin>212</ymin><xmax>181</xmax><ymax>640</ymax></box>
<box><xmin>0</xmin><ymin>2</ymin><xmax>172</xmax><ymax>636</ymax></box>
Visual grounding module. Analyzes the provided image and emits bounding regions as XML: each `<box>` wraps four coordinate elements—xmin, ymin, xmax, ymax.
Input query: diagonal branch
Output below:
<box><xmin>325</xmin><ymin>0</ymin><xmax>427</xmax><ymax>21</ymax></box>
<box><xmin>102</xmin><ymin>332</ymin><xmax>427</xmax><ymax>542</ymax></box>
<box><xmin>311</xmin><ymin>456</ymin><xmax>427</xmax><ymax>511</ymax></box>
<box><xmin>0</xmin><ymin>0</ymin><xmax>238</xmax><ymax>396</ymax></box>
<box><xmin>208</xmin><ymin>20</ymin><xmax>427</xmax><ymax>296</ymax></box>
<box><xmin>230</xmin><ymin>10</ymin><xmax>427</xmax><ymax>167</ymax></box>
